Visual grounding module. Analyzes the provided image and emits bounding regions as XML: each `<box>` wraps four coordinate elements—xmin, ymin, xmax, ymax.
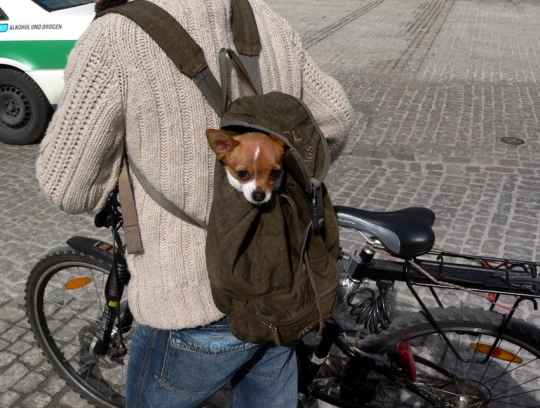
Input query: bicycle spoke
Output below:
<box><xmin>43</xmin><ymin>297</ymin><xmax>101</xmax><ymax>324</ymax></box>
<box><xmin>88</xmin><ymin>267</ymin><xmax>106</xmax><ymax>312</ymax></box>
<box><xmin>491</xmin><ymin>375</ymin><xmax>540</xmax><ymax>400</ymax></box>
<box><xmin>362</xmin><ymin>309</ymin><xmax>540</xmax><ymax>408</ymax></box>
<box><xmin>27</xmin><ymin>251</ymin><xmax>129</xmax><ymax>407</ymax></box>
<box><xmin>467</xmin><ymin>332</ymin><xmax>496</xmax><ymax>402</ymax></box>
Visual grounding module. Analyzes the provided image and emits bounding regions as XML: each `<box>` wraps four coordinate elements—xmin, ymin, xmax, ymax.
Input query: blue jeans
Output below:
<box><xmin>125</xmin><ymin>317</ymin><xmax>298</xmax><ymax>408</ymax></box>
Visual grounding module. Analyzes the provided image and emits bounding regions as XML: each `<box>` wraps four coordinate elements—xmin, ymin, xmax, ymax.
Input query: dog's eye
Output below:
<box><xmin>269</xmin><ymin>169</ymin><xmax>281</xmax><ymax>180</ymax></box>
<box><xmin>237</xmin><ymin>170</ymin><xmax>250</xmax><ymax>181</ymax></box>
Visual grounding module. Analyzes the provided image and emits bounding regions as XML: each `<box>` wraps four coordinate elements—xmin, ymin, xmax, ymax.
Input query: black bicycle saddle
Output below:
<box><xmin>334</xmin><ymin>206</ymin><xmax>436</xmax><ymax>258</ymax></box>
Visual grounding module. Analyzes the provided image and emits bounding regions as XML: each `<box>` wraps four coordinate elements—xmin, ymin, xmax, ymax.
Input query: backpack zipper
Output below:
<box><xmin>254</xmin><ymin>276</ymin><xmax>339</xmax><ymax>346</ymax></box>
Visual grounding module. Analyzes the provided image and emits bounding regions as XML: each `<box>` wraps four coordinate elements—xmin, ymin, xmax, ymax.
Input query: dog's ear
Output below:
<box><xmin>268</xmin><ymin>134</ymin><xmax>288</xmax><ymax>149</ymax></box>
<box><xmin>206</xmin><ymin>129</ymin><xmax>239</xmax><ymax>160</ymax></box>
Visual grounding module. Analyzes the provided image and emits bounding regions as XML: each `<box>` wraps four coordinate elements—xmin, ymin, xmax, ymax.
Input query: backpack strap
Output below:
<box><xmin>117</xmin><ymin>157</ymin><xmax>144</xmax><ymax>254</ymax></box>
<box><xmin>97</xmin><ymin>0</ymin><xmax>263</xmax><ymax>115</ymax></box>
<box><xmin>117</xmin><ymin>154</ymin><xmax>208</xmax><ymax>255</ymax></box>
<box><xmin>219</xmin><ymin>48</ymin><xmax>260</xmax><ymax>111</ymax></box>
<box><xmin>219</xmin><ymin>1</ymin><xmax>263</xmax><ymax>107</ymax></box>
<box><xmin>97</xmin><ymin>0</ymin><xmax>224</xmax><ymax>115</ymax></box>
<box><xmin>231</xmin><ymin>0</ymin><xmax>263</xmax><ymax>94</ymax></box>
<box><xmin>231</xmin><ymin>0</ymin><xmax>260</xmax><ymax>56</ymax></box>
<box><xmin>127</xmin><ymin>157</ymin><xmax>208</xmax><ymax>230</ymax></box>
<box><xmin>96</xmin><ymin>0</ymin><xmax>262</xmax><ymax>253</ymax></box>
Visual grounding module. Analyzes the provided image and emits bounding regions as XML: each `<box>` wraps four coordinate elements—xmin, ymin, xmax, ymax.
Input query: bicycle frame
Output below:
<box><xmin>65</xmin><ymin>233</ymin><xmax>436</xmax><ymax>407</ymax></box>
<box><xmin>62</xmin><ymin>192</ymin><xmax>540</xmax><ymax>408</ymax></box>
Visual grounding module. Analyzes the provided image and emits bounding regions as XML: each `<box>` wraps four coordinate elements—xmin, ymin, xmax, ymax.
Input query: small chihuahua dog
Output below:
<box><xmin>206</xmin><ymin>129</ymin><xmax>287</xmax><ymax>205</ymax></box>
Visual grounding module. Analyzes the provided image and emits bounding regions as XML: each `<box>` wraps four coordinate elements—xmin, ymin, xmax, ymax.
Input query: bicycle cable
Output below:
<box><xmin>347</xmin><ymin>280</ymin><xmax>394</xmax><ymax>334</ymax></box>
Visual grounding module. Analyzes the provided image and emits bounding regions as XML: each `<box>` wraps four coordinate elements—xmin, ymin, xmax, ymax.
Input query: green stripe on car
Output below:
<box><xmin>1</xmin><ymin>40</ymin><xmax>77</xmax><ymax>70</ymax></box>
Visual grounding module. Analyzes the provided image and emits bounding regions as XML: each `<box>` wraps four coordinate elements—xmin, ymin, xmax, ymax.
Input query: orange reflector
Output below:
<box><xmin>63</xmin><ymin>277</ymin><xmax>93</xmax><ymax>290</ymax></box>
<box><xmin>470</xmin><ymin>343</ymin><xmax>523</xmax><ymax>363</ymax></box>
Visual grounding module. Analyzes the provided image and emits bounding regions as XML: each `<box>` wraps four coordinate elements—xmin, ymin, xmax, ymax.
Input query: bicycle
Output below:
<box><xmin>25</xmin><ymin>190</ymin><xmax>540</xmax><ymax>407</ymax></box>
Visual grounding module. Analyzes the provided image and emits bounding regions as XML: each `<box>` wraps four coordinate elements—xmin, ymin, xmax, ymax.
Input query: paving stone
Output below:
<box><xmin>0</xmin><ymin>319</ymin><xmax>11</xmax><ymax>334</ymax></box>
<box><xmin>481</xmin><ymin>239</ymin><xmax>502</xmax><ymax>256</ymax></box>
<box><xmin>42</xmin><ymin>375</ymin><xmax>68</xmax><ymax>397</ymax></box>
<box><xmin>59</xmin><ymin>390</ymin><xmax>95</xmax><ymax>408</ymax></box>
<box><xmin>12</xmin><ymin>372</ymin><xmax>46</xmax><ymax>394</ymax></box>
<box><xmin>19</xmin><ymin>392</ymin><xmax>52</xmax><ymax>408</ymax></box>
<box><xmin>20</xmin><ymin>332</ymin><xmax>36</xmax><ymax>344</ymax></box>
<box><xmin>7</xmin><ymin>340</ymin><xmax>32</xmax><ymax>356</ymax></box>
<box><xmin>19</xmin><ymin>346</ymin><xmax>46</xmax><ymax>368</ymax></box>
<box><xmin>33</xmin><ymin>360</ymin><xmax>53</xmax><ymax>374</ymax></box>
<box><xmin>0</xmin><ymin>338</ymin><xmax>9</xmax><ymax>352</ymax></box>
<box><xmin>1</xmin><ymin>326</ymin><xmax>26</xmax><ymax>343</ymax></box>
<box><xmin>0</xmin><ymin>351</ymin><xmax>17</xmax><ymax>368</ymax></box>
<box><xmin>0</xmin><ymin>390</ymin><xmax>20</xmax><ymax>408</ymax></box>
<box><xmin>0</xmin><ymin>303</ymin><xmax>26</xmax><ymax>324</ymax></box>
<box><xmin>0</xmin><ymin>363</ymin><xmax>30</xmax><ymax>393</ymax></box>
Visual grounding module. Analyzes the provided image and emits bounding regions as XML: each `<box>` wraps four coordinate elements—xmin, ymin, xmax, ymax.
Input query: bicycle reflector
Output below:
<box><xmin>396</xmin><ymin>341</ymin><xmax>417</xmax><ymax>381</ymax></box>
<box><xmin>470</xmin><ymin>343</ymin><xmax>523</xmax><ymax>363</ymax></box>
<box><xmin>63</xmin><ymin>277</ymin><xmax>93</xmax><ymax>290</ymax></box>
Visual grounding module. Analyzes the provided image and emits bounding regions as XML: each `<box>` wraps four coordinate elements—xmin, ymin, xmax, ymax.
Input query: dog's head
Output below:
<box><xmin>206</xmin><ymin>129</ymin><xmax>287</xmax><ymax>204</ymax></box>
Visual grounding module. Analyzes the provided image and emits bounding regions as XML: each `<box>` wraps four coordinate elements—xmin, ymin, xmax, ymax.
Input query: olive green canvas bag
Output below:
<box><xmin>98</xmin><ymin>0</ymin><xmax>340</xmax><ymax>346</ymax></box>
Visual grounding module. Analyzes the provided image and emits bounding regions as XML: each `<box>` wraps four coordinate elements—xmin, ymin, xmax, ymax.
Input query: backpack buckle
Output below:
<box><xmin>311</xmin><ymin>179</ymin><xmax>324</xmax><ymax>231</ymax></box>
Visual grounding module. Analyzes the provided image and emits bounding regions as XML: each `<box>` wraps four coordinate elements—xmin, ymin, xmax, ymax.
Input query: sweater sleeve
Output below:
<box><xmin>36</xmin><ymin>17</ymin><xmax>124</xmax><ymax>214</ymax></box>
<box><xmin>293</xmin><ymin>31</ymin><xmax>353</xmax><ymax>162</ymax></box>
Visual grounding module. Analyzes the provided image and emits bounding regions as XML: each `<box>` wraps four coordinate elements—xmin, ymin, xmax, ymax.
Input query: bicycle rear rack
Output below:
<box><xmin>347</xmin><ymin>246</ymin><xmax>540</xmax><ymax>298</ymax></box>
<box><xmin>344</xmin><ymin>246</ymin><xmax>540</xmax><ymax>364</ymax></box>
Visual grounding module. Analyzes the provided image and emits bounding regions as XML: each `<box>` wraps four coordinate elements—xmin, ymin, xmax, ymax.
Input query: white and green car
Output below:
<box><xmin>0</xmin><ymin>0</ymin><xmax>94</xmax><ymax>144</ymax></box>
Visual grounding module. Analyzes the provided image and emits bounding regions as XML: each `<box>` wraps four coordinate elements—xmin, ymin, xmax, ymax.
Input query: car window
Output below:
<box><xmin>0</xmin><ymin>7</ymin><xmax>8</xmax><ymax>20</ymax></box>
<box><xmin>31</xmin><ymin>0</ymin><xmax>94</xmax><ymax>12</ymax></box>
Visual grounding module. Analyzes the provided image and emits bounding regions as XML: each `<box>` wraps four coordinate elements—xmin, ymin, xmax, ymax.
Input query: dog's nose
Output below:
<box><xmin>252</xmin><ymin>191</ymin><xmax>266</xmax><ymax>202</ymax></box>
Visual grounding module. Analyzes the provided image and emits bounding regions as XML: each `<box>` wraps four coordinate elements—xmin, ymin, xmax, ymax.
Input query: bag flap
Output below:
<box><xmin>220</xmin><ymin>92</ymin><xmax>332</xmax><ymax>191</ymax></box>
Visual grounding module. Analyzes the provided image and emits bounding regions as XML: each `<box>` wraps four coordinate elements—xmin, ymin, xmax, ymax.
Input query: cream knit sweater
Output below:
<box><xmin>37</xmin><ymin>0</ymin><xmax>352</xmax><ymax>330</ymax></box>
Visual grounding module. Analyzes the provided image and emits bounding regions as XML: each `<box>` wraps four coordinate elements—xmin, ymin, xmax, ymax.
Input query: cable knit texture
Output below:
<box><xmin>37</xmin><ymin>0</ymin><xmax>352</xmax><ymax>330</ymax></box>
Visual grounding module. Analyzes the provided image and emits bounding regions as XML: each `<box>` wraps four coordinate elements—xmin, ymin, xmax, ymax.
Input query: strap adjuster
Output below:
<box><xmin>311</xmin><ymin>179</ymin><xmax>324</xmax><ymax>231</ymax></box>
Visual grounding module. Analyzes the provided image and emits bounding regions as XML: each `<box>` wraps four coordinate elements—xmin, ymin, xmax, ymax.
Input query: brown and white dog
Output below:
<box><xmin>206</xmin><ymin>129</ymin><xmax>287</xmax><ymax>204</ymax></box>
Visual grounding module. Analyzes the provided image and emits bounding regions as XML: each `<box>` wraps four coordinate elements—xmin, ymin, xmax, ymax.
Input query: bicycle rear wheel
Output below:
<box><xmin>357</xmin><ymin>307</ymin><xmax>540</xmax><ymax>407</ymax></box>
<box><xmin>25</xmin><ymin>247</ymin><xmax>132</xmax><ymax>408</ymax></box>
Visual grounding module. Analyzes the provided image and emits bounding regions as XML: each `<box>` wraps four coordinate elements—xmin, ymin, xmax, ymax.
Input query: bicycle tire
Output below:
<box><xmin>25</xmin><ymin>247</ymin><xmax>132</xmax><ymax>408</ymax></box>
<box><xmin>356</xmin><ymin>307</ymin><xmax>540</xmax><ymax>407</ymax></box>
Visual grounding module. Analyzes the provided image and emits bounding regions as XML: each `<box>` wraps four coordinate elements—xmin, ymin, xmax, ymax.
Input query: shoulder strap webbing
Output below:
<box><xmin>99</xmin><ymin>0</ymin><xmax>205</xmax><ymax>78</ymax></box>
<box><xmin>231</xmin><ymin>0</ymin><xmax>262</xmax><ymax>93</ymax></box>
<box><xmin>117</xmin><ymin>155</ymin><xmax>208</xmax><ymax>255</ymax></box>
<box><xmin>117</xmin><ymin>157</ymin><xmax>144</xmax><ymax>254</ymax></box>
<box><xmin>97</xmin><ymin>0</ymin><xmax>262</xmax><ymax>253</ymax></box>
<box><xmin>128</xmin><ymin>158</ymin><xmax>208</xmax><ymax>230</ymax></box>
<box><xmin>219</xmin><ymin>48</ymin><xmax>259</xmax><ymax>111</ymax></box>
<box><xmin>97</xmin><ymin>0</ymin><xmax>263</xmax><ymax>115</ymax></box>
<box><xmin>97</xmin><ymin>0</ymin><xmax>224</xmax><ymax>114</ymax></box>
<box><xmin>231</xmin><ymin>0</ymin><xmax>260</xmax><ymax>56</ymax></box>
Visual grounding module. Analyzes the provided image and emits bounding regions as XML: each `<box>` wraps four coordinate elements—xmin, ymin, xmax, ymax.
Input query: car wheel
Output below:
<box><xmin>0</xmin><ymin>68</ymin><xmax>53</xmax><ymax>145</ymax></box>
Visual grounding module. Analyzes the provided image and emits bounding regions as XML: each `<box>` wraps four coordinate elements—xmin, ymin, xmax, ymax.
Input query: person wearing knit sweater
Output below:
<box><xmin>37</xmin><ymin>0</ymin><xmax>352</xmax><ymax>406</ymax></box>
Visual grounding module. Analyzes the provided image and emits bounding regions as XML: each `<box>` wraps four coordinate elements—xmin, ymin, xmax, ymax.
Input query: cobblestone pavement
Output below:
<box><xmin>2</xmin><ymin>0</ymin><xmax>540</xmax><ymax>406</ymax></box>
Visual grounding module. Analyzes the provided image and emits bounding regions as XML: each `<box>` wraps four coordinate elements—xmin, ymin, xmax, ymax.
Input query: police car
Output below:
<box><xmin>0</xmin><ymin>0</ymin><xmax>94</xmax><ymax>144</ymax></box>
